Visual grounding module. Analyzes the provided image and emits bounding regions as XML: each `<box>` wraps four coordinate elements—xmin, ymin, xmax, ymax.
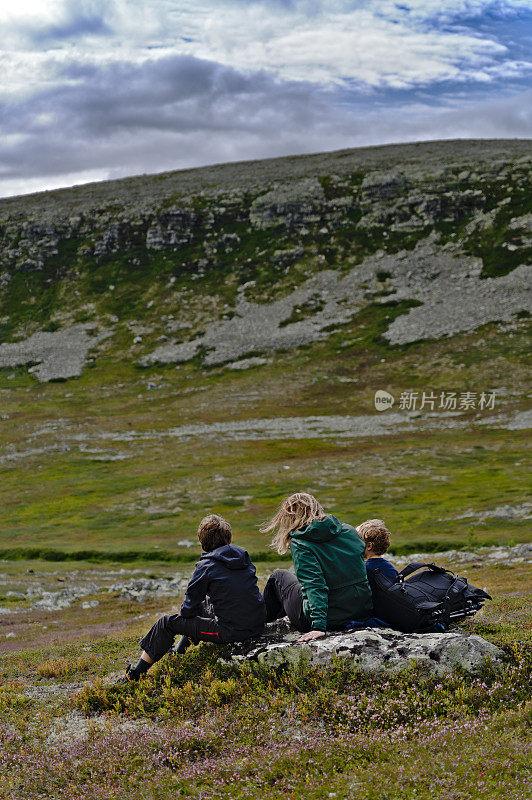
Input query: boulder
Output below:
<box><xmin>224</xmin><ymin>619</ymin><xmax>505</xmax><ymax>676</ymax></box>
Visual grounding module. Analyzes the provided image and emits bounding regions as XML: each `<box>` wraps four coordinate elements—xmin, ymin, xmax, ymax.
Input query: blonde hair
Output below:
<box><xmin>357</xmin><ymin>519</ymin><xmax>391</xmax><ymax>556</ymax></box>
<box><xmin>260</xmin><ymin>492</ymin><xmax>325</xmax><ymax>554</ymax></box>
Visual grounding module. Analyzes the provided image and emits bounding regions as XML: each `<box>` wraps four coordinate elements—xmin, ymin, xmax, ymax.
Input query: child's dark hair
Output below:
<box><xmin>357</xmin><ymin>519</ymin><xmax>391</xmax><ymax>556</ymax></box>
<box><xmin>197</xmin><ymin>514</ymin><xmax>232</xmax><ymax>551</ymax></box>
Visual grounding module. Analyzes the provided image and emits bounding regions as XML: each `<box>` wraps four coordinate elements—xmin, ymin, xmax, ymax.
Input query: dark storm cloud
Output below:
<box><xmin>0</xmin><ymin>51</ymin><xmax>530</xmax><ymax>196</ymax></box>
<box><xmin>0</xmin><ymin>54</ymin><xmax>339</xmax><ymax>182</ymax></box>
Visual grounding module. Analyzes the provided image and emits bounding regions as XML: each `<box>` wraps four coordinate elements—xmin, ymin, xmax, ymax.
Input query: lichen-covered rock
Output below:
<box><xmin>249</xmin><ymin>178</ymin><xmax>325</xmax><ymax>229</ymax></box>
<box><xmin>224</xmin><ymin>619</ymin><xmax>505</xmax><ymax>676</ymax></box>
<box><xmin>93</xmin><ymin>223</ymin><xmax>125</xmax><ymax>257</ymax></box>
<box><xmin>146</xmin><ymin>208</ymin><xmax>197</xmax><ymax>250</ymax></box>
<box><xmin>361</xmin><ymin>170</ymin><xmax>409</xmax><ymax>199</ymax></box>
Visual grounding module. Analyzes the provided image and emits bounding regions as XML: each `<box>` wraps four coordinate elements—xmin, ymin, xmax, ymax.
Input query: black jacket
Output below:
<box><xmin>180</xmin><ymin>544</ymin><xmax>266</xmax><ymax>636</ymax></box>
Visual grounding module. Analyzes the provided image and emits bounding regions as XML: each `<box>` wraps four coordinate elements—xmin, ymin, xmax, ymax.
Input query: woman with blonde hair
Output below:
<box><xmin>261</xmin><ymin>493</ymin><xmax>372</xmax><ymax>643</ymax></box>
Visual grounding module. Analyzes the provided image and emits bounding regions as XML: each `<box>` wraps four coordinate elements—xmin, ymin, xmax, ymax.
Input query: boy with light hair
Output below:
<box><xmin>357</xmin><ymin>518</ymin><xmax>399</xmax><ymax>589</ymax></box>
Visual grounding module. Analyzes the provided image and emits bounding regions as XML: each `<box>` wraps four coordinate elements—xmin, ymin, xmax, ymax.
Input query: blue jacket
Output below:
<box><xmin>180</xmin><ymin>544</ymin><xmax>266</xmax><ymax>636</ymax></box>
<box><xmin>365</xmin><ymin>557</ymin><xmax>399</xmax><ymax>589</ymax></box>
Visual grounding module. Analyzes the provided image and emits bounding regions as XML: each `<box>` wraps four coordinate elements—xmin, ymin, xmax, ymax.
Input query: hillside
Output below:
<box><xmin>0</xmin><ymin>140</ymin><xmax>531</xmax><ymax>800</ymax></box>
<box><xmin>0</xmin><ymin>139</ymin><xmax>530</xmax><ymax>558</ymax></box>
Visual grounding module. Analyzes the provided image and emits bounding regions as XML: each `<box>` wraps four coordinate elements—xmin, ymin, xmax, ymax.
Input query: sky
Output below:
<box><xmin>0</xmin><ymin>0</ymin><xmax>531</xmax><ymax>197</ymax></box>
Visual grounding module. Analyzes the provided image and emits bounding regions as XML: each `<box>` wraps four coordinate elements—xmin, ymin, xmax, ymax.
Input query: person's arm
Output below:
<box><xmin>291</xmin><ymin>543</ymin><xmax>328</xmax><ymax>633</ymax></box>
<box><xmin>180</xmin><ymin>560</ymin><xmax>210</xmax><ymax>618</ymax></box>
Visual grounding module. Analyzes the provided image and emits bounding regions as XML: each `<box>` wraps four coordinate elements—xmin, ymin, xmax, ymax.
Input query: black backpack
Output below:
<box><xmin>370</xmin><ymin>562</ymin><xmax>491</xmax><ymax>633</ymax></box>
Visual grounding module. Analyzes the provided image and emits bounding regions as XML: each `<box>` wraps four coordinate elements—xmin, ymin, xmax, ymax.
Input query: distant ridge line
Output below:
<box><xmin>1</xmin><ymin>137</ymin><xmax>530</xmax><ymax>211</ymax></box>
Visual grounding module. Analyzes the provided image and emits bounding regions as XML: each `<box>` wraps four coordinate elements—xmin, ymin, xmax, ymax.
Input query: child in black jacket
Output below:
<box><xmin>123</xmin><ymin>514</ymin><xmax>266</xmax><ymax>681</ymax></box>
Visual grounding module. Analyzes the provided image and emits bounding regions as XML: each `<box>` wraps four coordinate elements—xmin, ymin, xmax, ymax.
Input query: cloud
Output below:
<box><xmin>160</xmin><ymin>0</ymin><xmax>531</xmax><ymax>88</ymax></box>
<box><xmin>32</xmin><ymin>15</ymin><xmax>111</xmax><ymax>45</ymax></box>
<box><xmin>0</xmin><ymin>0</ymin><xmax>113</xmax><ymax>47</ymax></box>
<box><xmin>2</xmin><ymin>1</ymin><xmax>531</xmax><ymax>87</ymax></box>
<box><xmin>0</xmin><ymin>55</ymin><xmax>342</xmax><ymax>181</ymax></box>
<box><xmin>0</xmin><ymin>51</ymin><xmax>530</xmax><ymax>197</ymax></box>
<box><xmin>0</xmin><ymin>1</ymin><xmax>530</xmax><ymax>196</ymax></box>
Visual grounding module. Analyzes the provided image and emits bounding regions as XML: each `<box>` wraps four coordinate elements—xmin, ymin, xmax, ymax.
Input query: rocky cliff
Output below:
<box><xmin>0</xmin><ymin>139</ymin><xmax>530</xmax><ymax>381</ymax></box>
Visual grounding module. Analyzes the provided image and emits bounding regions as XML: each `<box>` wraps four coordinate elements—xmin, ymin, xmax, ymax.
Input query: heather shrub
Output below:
<box><xmin>75</xmin><ymin>640</ymin><xmax>532</xmax><ymax>736</ymax></box>
<box><xmin>38</xmin><ymin>654</ymin><xmax>96</xmax><ymax>678</ymax></box>
<box><xmin>0</xmin><ymin>681</ymin><xmax>32</xmax><ymax>712</ymax></box>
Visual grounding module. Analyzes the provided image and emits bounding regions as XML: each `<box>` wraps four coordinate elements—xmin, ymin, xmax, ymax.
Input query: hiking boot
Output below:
<box><xmin>115</xmin><ymin>664</ymin><xmax>139</xmax><ymax>685</ymax></box>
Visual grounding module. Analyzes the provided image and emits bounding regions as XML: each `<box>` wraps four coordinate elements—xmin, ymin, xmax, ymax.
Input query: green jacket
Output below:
<box><xmin>290</xmin><ymin>514</ymin><xmax>373</xmax><ymax>631</ymax></box>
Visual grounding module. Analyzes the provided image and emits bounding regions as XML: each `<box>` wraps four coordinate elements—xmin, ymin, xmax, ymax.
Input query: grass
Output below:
<box><xmin>0</xmin><ymin>562</ymin><xmax>529</xmax><ymax>800</ymax></box>
<box><xmin>38</xmin><ymin>654</ymin><xmax>97</xmax><ymax>678</ymax></box>
<box><xmin>0</xmin><ymin>144</ymin><xmax>529</xmax><ymax>796</ymax></box>
<box><xmin>0</xmin><ymin>306</ymin><xmax>529</xmax><ymax>555</ymax></box>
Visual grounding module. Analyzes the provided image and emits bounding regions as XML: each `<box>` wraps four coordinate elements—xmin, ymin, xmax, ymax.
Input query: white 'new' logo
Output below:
<box><xmin>374</xmin><ymin>390</ymin><xmax>395</xmax><ymax>412</ymax></box>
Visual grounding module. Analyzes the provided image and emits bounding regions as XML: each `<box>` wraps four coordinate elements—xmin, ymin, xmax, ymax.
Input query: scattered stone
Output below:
<box><xmin>140</xmin><ymin>238</ymin><xmax>530</xmax><ymax>368</ymax></box>
<box><xmin>441</xmin><ymin>503</ymin><xmax>532</xmax><ymax>522</ymax></box>
<box><xmin>226</xmin><ymin>357</ymin><xmax>268</xmax><ymax>370</ymax></box>
<box><xmin>394</xmin><ymin>542</ymin><xmax>532</xmax><ymax>568</ymax></box>
<box><xmin>110</xmin><ymin>576</ymin><xmax>187</xmax><ymax>603</ymax></box>
<box><xmin>0</xmin><ymin>325</ymin><xmax>110</xmax><ymax>382</ymax></box>
<box><xmin>31</xmin><ymin>586</ymin><xmax>98</xmax><ymax>611</ymax></box>
<box><xmin>383</xmin><ymin>242</ymin><xmax>530</xmax><ymax>345</ymax></box>
<box><xmin>158</xmin><ymin>408</ymin><xmax>529</xmax><ymax>443</ymax></box>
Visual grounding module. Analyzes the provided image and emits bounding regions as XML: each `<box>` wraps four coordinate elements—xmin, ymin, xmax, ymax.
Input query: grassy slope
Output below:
<box><xmin>1</xmin><ymin>141</ymin><xmax>530</xmax><ymax>559</ymax></box>
<box><xmin>0</xmin><ymin>141</ymin><xmax>530</xmax><ymax>798</ymax></box>
<box><xmin>0</xmin><ymin>560</ymin><xmax>530</xmax><ymax>800</ymax></box>
<box><xmin>0</xmin><ymin>305</ymin><xmax>529</xmax><ymax>557</ymax></box>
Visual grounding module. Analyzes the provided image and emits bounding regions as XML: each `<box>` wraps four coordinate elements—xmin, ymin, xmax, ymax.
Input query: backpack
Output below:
<box><xmin>370</xmin><ymin>562</ymin><xmax>491</xmax><ymax>633</ymax></box>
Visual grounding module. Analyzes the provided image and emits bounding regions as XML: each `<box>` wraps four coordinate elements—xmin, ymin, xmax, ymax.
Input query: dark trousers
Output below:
<box><xmin>139</xmin><ymin>600</ymin><xmax>263</xmax><ymax>662</ymax></box>
<box><xmin>263</xmin><ymin>569</ymin><xmax>311</xmax><ymax>633</ymax></box>
<box><xmin>140</xmin><ymin>601</ymin><xmax>232</xmax><ymax>662</ymax></box>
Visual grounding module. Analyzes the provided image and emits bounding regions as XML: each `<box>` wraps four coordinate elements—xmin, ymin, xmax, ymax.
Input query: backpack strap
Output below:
<box><xmin>399</xmin><ymin>562</ymin><xmax>450</xmax><ymax>579</ymax></box>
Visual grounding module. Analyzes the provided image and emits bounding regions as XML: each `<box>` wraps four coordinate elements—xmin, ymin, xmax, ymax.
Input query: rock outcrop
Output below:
<box><xmin>249</xmin><ymin>177</ymin><xmax>325</xmax><ymax>229</ymax></box>
<box><xmin>224</xmin><ymin>619</ymin><xmax>505</xmax><ymax>676</ymax></box>
<box><xmin>0</xmin><ymin>140</ymin><xmax>529</xmax><ymax>379</ymax></box>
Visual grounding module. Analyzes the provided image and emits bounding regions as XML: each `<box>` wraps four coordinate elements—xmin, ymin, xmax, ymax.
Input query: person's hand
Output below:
<box><xmin>297</xmin><ymin>630</ymin><xmax>326</xmax><ymax>643</ymax></box>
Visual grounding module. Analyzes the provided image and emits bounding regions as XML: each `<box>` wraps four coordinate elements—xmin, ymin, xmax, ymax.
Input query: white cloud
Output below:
<box><xmin>151</xmin><ymin>1</ymin><xmax>528</xmax><ymax>87</ymax></box>
<box><xmin>0</xmin><ymin>0</ymin><xmax>530</xmax><ymax>196</ymax></box>
<box><xmin>1</xmin><ymin>0</ymin><xmax>530</xmax><ymax>92</ymax></box>
<box><xmin>0</xmin><ymin>169</ymin><xmax>110</xmax><ymax>198</ymax></box>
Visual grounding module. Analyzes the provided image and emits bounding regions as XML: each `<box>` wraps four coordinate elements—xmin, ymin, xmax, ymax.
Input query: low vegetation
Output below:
<box><xmin>0</xmin><ymin>141</ymin><xmax>529</xmax><ymax>797</ymax></box>
<box><xmin>0</xmin><ymin>571</ymin><xmax>529</xmax><ymax>800</ymax></box>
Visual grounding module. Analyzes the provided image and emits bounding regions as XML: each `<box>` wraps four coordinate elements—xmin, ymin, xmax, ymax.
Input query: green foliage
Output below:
<box><xmin>463</xmin><ymin>180</ymin><xmax>532</xmax><ymax>278</ymax></box>
<box><xmin>0</xmin><ymin>682</ymin><xmax>32</xmax><ymax>712</ymax></box>
<box><xmin>75</xmin><ymin>634</ymin><xmax>531</xmax><ymax>730</ymax></box>
<box><xmin>0</xmin><ymin>547</ymin><xmax>290</xmax><ymax>564</ymax></box>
